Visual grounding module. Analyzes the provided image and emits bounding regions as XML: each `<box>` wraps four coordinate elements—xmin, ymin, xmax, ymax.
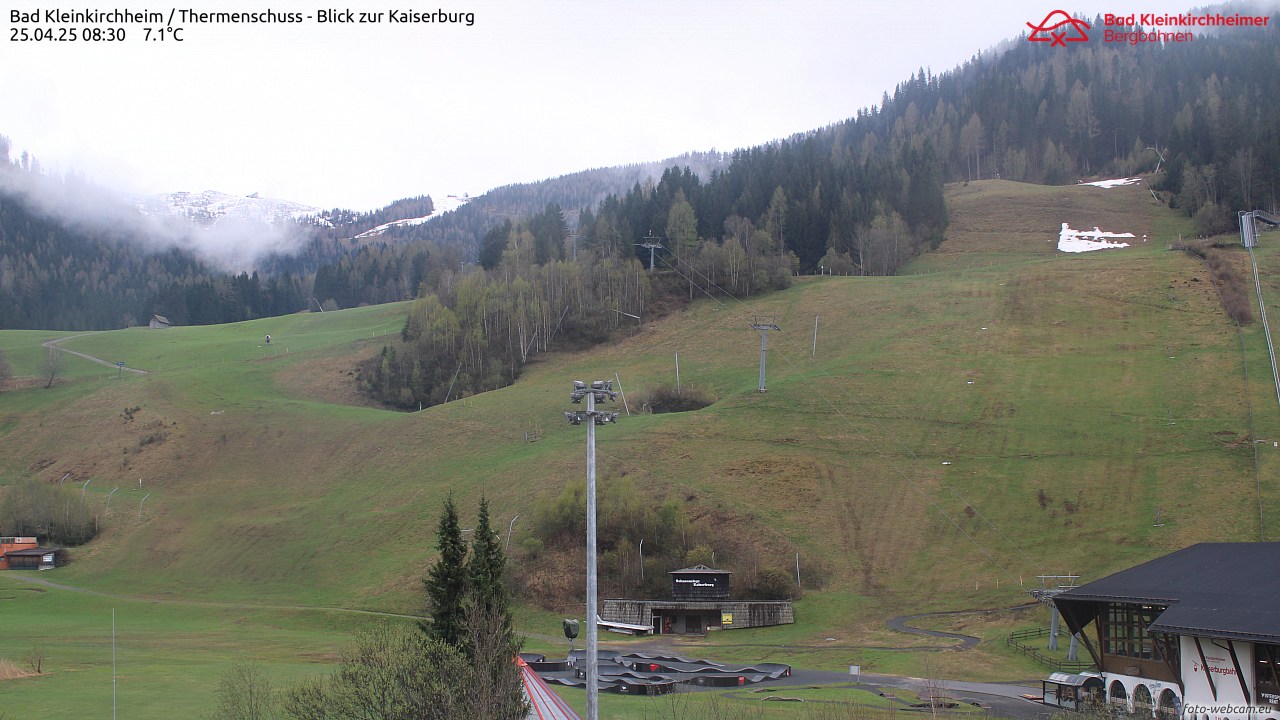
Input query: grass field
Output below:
<box><xmin>2</xmin><ymin>176</ymin><xmax>1277</xmax><ymax>717</ymax></box>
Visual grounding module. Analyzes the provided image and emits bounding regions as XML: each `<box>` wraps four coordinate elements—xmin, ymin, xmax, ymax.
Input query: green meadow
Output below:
<box><xmin>2</xmin><ymin>178</ymin><xmax>1277</xmax><ymax>716</ymax></box>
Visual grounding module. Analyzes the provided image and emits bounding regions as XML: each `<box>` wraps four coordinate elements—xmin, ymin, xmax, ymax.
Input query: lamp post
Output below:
<box><xmin>564</xmin><ymin>379</ymin><xmax>619</xmax><ymax>720</ymax></box>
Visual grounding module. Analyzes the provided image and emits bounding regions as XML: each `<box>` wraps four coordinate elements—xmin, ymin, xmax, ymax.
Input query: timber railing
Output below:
<box><xmin>1006</xmin><ymin>627</ymin><xmax>1095</xmax><ymax>673</ymax></box>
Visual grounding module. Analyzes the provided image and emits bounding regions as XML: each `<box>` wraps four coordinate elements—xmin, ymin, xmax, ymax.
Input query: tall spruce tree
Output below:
<box><xmin>464</xmin><ymin>497</ymin><xmax>524</xmax><ymax>718</ymax></box>
<box><xmin>466</xmin><ymin>497</ymin><xmax>511</xmax><ymax>634</ymax></box>
<box><xmin>424</xmin><ymin>494</ymin><xmax>468</xmax><ymax>647</ymax></box>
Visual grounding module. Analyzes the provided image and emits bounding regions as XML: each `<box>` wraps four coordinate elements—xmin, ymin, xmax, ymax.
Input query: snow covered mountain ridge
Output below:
<box><xmin>133</xmin><ymin>189</ymin><xmax>322</xmax><ymax>227</ymax></box>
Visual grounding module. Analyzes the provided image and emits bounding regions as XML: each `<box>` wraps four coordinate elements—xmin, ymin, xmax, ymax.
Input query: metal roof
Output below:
<box><xmin>1046</xmin><ymin>672</ymin><xmax>1103</xmax><ymax>687</ymax></box>
<box><xmin>520</xmin><ymin>657</ymin><xmax>582</xmax><ymax>720</ymax></box>
<box><xmin>3</xmin><ymin>547</ymin><xmax>56</xmax><ymax>556</ymax></box>
<box><xmin>1054</xmin><ymin>542</ymin><xmax>1280</xmax><ymax>643</ymax></box>
<box><xmin>669</xmin><ymin>564</ymin><xmax>731</xmax><ymax>575</ymax></box>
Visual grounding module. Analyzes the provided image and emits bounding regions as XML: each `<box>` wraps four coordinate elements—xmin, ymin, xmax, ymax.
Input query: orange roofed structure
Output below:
<box><xmin>1</xmin><ymin>536</ymin><xmax>60</xmax><ymax>570</ymax></box>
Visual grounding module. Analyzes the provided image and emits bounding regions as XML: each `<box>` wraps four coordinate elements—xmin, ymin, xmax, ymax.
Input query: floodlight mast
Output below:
<box><xmin>564</xmin><ymin>379</ymin><xmax>618</xmax><ymax>720</ymax></box>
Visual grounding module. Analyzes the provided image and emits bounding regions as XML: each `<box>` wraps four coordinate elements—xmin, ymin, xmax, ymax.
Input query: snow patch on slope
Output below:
<box><xmin>1080</xmin><ymin>177</ymin><xmax>1142</xmax><ymax>189</ymax></box>
<box><xmin>1057</xmin><ymin>223</ymin><xmax>1134</xmax><ymax>253</ymax></box>
<box><xmin>353</xmin><ymin>194</ymin><xmax>471</xmax><ymax>240</ymax></box>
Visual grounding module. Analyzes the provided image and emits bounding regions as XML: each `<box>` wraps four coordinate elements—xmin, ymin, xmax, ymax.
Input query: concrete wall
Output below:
<box><xmin>602</xmin><ymin>599</ymin><xmax>793</xmax><ymax>632</ymax></box>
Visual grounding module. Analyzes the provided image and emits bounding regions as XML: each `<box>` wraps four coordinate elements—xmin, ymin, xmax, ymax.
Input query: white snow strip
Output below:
<box><xmin>1057</xmin><ymin>223</ymin><xmax>1134</xmax><ymax>253</ymax></box>
<box><xmin>352</xmin><ymin>194</ymin><xmax>471</xmax><ymax>240</ymax></box>
<box><xmin>1080</xmin><ymin>177</ymin><xmax>1142</xmax><ymax>189</ymax></box>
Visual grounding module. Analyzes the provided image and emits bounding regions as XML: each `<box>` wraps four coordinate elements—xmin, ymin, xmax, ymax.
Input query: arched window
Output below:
<box><xmin>1134</xmin><ymin>684</ymin><xmax>1154</xmax><ymax>716</ymax></box>
<box><xmin>1110</xmin><ymin>680</ymin><xmax>1129</xmax><ymax>706</ymax></box>
<box><xmin>1156</xmin><ymin>689</ymin><xmax>1180</xmax><ymax>720</ymax></box>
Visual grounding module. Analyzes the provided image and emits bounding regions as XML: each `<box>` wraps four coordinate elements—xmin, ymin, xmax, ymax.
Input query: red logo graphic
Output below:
<box><xmin>1027</xmin><ymin>10</ymin><xmax>1091</xmax><ymax>45</ymax></box>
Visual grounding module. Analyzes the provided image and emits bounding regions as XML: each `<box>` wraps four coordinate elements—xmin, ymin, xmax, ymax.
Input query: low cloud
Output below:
<box><xmin>1</xmin><ymin>149</ymin><xmax>311</xmax><ymax>273</ymax></box>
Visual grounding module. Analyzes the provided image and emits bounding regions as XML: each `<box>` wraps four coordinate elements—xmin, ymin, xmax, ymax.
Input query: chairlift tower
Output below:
<box><xmin>751</xmin><ymin>316</ymin><xmax>781</xmax><ymax>392</ymax></box>
<box><xmin>1146</xmin><ymin>145</ymin><xmax>1167</xmax><ymax>174</ymax></box>
<box><xmin>1030</xmin><ymin>575</ymin><xmax>1081</xmax><ymax>658</ymax></box>
<box><xmin>635</xmin><ymin>231</ymin><xmax>664</xmax><ymax>271</ymax></box>
<box><xmin>563</xmin><ymin>379</ymin><xmax>619</xmax><ymax>720</ymax></box>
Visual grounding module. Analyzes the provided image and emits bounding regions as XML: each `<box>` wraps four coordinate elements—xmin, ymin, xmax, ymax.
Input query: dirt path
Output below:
<box><xmin>608</xmin><ymin>602</ymin><xmax>1038</xmax><ymax>657</ymax></box>
<box><xmin>884</xmin><ymin>602</ymin><xmax>1039</xmax><ymax>650</ymax></box>
<box><xmin>43</xmin><ymin>333</ymin><xmax>148</xmax><ymax>375</ymax></box>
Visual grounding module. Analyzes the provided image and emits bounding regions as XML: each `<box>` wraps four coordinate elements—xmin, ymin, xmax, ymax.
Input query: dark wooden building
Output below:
<box><xmin>670</xmin><ymin>565</ymin><xmax>730</xmax><ymax>600</ymax></box>
<box><xmin>602</xmin><ymin>564</ymin><xmax>793</xmax><ymax>635</ymax></box>
<box><xmin>2</xmin><ymin>547</ymin><xmax>62</xmax><ymax>570</ymax></box>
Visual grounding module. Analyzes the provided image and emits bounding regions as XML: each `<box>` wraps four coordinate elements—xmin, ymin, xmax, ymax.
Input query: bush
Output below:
<box><xmin>0</xmin><ymin>478</ymin><xmax>100</xmax><ymax>546</ymax></box>
<box><xmin>641</xmin><ymin>384</ymin><xmax>714</xmax><ymax>414</ymax></box>
<box><xmin>1178</xmin><ymin>243</ymin><xmax>1255</xmax><ymax>325</ymax></box>
<box><xmin>745</xmin><ymin>568</ymin><xmax>797</xmax><ymax>600</ymax></box>
<box><xmin>281</xmin><ymin>614</ymin><xmax>526</xmax><ymax>720</ymax></box>
<box><xmin>1205</xmin><ymin>248</ymin><xmax>1254</xmax><ymax>325</ymax></box>
<box><xmin>1194</xmin><ymin>202</ymin><xmax>1234</xmax><ymax>236</ymax></box>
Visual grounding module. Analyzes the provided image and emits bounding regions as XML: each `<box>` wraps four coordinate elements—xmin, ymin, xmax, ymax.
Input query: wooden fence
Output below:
<box><xmin>1006</xmin><ymin>627</ymin><xmax>1095</xmax><ymax>673</ymax></box>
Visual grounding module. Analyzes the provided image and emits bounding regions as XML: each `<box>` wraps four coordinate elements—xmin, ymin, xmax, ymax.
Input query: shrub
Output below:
<box><xmin>1205</xmin><ymin>248</ymin><xmax>1254</xmax><ymax>324</ymax></box>
<box><xmin>0</xmin><ymin>478</ymin><xmax>100</xmax><ymax>546</ymax></box>
<box><xmin>281</xmin><ymin>615</ymin><xmax>526</xmax><ymax>720</ymax></box>
<box><xmin>641</xmin><ymin>384</ymin><xmax>714</xmax><ymax>414</ymax></box>
<box><xmin>746</xmin><ymin>568</ymin><xmax>797</xmax><ymax>600</ymax></box>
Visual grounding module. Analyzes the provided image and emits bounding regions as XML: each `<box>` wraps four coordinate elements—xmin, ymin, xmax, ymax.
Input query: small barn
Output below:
<box><xmin>3</xmin><ymin>547</ymin><xmax>61</xmax><ymax>570</ymax></box>
<box><xmin>149</xmin><ymin>314</ymin><xmax>172</xmax><ymax>329</ymax></box>
<box><xmin>0</xmin><ymin>536</ymin><xmax>37</xmax><ymax>569</ymax></box>
<box><xmin>0</xmin><ymin>536</ymin><xmax>62</xmax><ymax>570</ymax></box>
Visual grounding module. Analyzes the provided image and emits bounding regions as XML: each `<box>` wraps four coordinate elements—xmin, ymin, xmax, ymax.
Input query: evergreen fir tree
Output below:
<box><xmin>464</xmin><ymin>497</ymin><xmax>523</xmax><ymax>714</ymax></box>
<box><xmin>423</xmin><ymin>494</ymin><xmax>468</xmax><ymax>647</ymax></box>
<box><xmin>466</xmin><ymin>497</ymin><xmax>511</xmax><ymax>633</ymax></box>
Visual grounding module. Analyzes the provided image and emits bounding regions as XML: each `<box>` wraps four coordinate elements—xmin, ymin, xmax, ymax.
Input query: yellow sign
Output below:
<box><xmin>721</xmin><ymin>612</ymin><xmax>734</xmax><ymax>626</ymax></box>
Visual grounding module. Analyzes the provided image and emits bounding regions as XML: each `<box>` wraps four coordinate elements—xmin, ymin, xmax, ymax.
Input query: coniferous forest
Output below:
<box><xmin>2</xmin><ymin>8</ymin><xmax>1278</xmax><ymax>409</ymax></box>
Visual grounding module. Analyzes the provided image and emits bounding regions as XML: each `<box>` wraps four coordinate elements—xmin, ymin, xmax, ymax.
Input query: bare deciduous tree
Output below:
<box><xmin>43</xmin><ymin>347</ymin><xmax>63</xmax><ymax>389</ymax></box>
<box><xmin>209</xmin><ymin>661</ymin><xmax>276</xmax><ymax>720</ymax></box>
<box><xmin>0</xmin><ymin>348</ymin><xmax>12</xmax><ymax>388</ymax></box>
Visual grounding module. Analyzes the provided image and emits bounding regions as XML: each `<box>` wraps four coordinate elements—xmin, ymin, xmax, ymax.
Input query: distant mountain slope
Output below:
<box><xmin>134</xmin><ymin>189</ymin><xmax>321</xmax><ymax>227</ymax></box>
<box><xmin>3</xmin><ymin>178</ymin><xmax>1270</xmax><ymax>623</ymax></box>
<box><xmin>4</xmin><ymin>2</ymin><xmax>1278</xmax><ymax>328</ymax></box>
<box><xmin>0</xmin><ymin>168</ymin><xmax>212</xmax><ymax>329</ymax></box>
<box><xmin>359</xmin><ymin>151</ymin><xmax>731</xmax><ymax>252</ymax></box>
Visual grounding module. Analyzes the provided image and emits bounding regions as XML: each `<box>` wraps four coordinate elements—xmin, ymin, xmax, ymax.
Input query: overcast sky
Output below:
<box><xmin>1</xmin><ymin>0</ymin><xmax>1202</xmax><ymax>211</ymax></box>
